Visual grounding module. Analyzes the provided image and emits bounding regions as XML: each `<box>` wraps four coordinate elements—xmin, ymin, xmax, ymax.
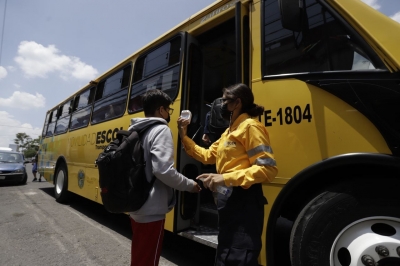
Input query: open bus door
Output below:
<box><xmin>175</xmin><ymin>2</ymin><xmax>251</xmax><ymax>248</ymax></box>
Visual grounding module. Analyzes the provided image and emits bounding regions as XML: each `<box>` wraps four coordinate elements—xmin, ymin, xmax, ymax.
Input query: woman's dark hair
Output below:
<box><xmin>141</xmin><ymin>89</ymin><xmax>173</xmax><ymax>116</ymax></box>
<box><xmin>222</xmin><ymin>83</ymin><xmax>264</xmax><ymax>117</ymax></box>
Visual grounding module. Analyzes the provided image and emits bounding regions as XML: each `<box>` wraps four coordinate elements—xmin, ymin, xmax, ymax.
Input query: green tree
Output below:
<box><xmin>14</xmin><ymin>132</ymin><xmax>31</xmax><ymax>152</ymax></box>
<box><xmin>24</xmin><ymin>137</ymin><xmax>40</xmax><ymax>158</ymax></box>
<box><xmin>24</xmin><ymin>148</ymin><xmax>38</xmax><ymax>159</ymax></box>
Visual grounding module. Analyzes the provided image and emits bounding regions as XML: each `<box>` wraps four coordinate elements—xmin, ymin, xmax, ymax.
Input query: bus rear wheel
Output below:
<box><xmin>289</xmin><ymin>186</ymin><xmax>400</xmax><ymax>266</ymax></box>
<box><xmin>54</xmin><ymin>164</ymin><xmax>70</xmax><ymax>203</ymax></box>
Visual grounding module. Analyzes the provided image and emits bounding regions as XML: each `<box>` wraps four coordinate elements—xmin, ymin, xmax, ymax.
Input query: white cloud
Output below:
<box><xmin>361</xmin><ymin>0</ymin><xmax>381</xmax><ymax>10</ymax></box>
<box><xmin>0</xmin><ymin>91</ymin><xmax>46</xmax><ymax>110</ymax></box>
<box><xmin>391</xmin><ymin>11</ymin><xmax>400</xmax><ymax>23</ymax></box>
<box><xmin>0</xmin><ymin>66</ymin><xmax>7</xmax><ymax>79</ymax></box>
<box><xmin>0</xmin><ymin>111</ymin><xmax>42</xmax><ymax>148</ymax></box>
<box><xmin>7</xmin><ymin>66</ymin><xmax>16</xmax><ymax>72</ymax></box>
<box><xmin>14</xmin><ymin>41</ymin><xmax>98</xmax><ymax>81</ymax></box>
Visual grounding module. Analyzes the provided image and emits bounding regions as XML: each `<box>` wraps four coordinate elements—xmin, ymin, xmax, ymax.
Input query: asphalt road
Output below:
<box><xmin>0</xmin><ymin>163</ymin><xmax>216</xmax><ymax>266</ymax></box>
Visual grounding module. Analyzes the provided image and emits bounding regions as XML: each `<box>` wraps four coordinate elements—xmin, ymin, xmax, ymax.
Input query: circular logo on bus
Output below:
<box><xmin>78</xmin><ymin>170</ymin><xmax>85</xmax><ymax>188</ymax></box>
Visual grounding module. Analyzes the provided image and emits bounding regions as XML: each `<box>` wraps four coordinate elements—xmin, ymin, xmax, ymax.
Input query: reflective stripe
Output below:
<box><xmin>254</xmin><ymin>158</ymin><xmax>277</xmax><ymax>167</ymax></box>
<box><xmin>247</xmin><ymin>145</ymin><xmax>273</xmax><ymax>157</ymax></box>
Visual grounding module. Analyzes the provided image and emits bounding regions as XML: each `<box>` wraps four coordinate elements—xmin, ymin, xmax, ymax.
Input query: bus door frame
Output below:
<box><xmin>175</xmin><ymin>32</ymin><xmax>203</xmax><ymax>233</ymax></box>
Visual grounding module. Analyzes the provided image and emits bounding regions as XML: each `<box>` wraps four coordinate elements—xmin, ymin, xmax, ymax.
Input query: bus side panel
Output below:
<box><xmin>66</xmin><ymin>118</ymin><xmax>128</xmax><ymax>201</ymax></box>
<box><xmin>252</xmin><ymin>79</ymin><xmax>391</xmax><ymax>179</ymax></box>
<box><xmin>41</xmin><ymin>135</ymin><xmax>68</xmax><ymax>183</ymax></box>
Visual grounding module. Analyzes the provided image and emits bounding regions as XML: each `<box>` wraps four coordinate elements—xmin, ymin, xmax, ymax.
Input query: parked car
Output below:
<box><xmin>0</xmin><ymin>151</ymin><xmax>28</xmax><ymax>185</ymax></box>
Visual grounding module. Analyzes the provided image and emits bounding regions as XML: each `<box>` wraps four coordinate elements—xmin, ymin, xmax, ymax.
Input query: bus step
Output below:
<box><xmin>199</xmin><ymin>202</ymin><xmax>218</xmax><ymax>228</ymax></box>
<box><xmin>178</xmin><ymin>225</ymin><xmax>218</xmax><ymax>249</ymax></box>
<box><xmin>200</xmin><ymin>202</ymin><xmax>218</xmax><ymax>214</ymax></box>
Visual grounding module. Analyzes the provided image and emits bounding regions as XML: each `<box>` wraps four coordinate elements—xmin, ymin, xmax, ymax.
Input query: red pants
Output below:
<box><xmin>130</xmin><ymin>218</ymin><xmax>165</xmax><ymax>266</ymax></box>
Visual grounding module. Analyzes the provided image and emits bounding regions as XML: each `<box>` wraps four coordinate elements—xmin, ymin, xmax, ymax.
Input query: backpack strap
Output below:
<box><xmin>116</xmin><ymin>130</ymin><xmax>131</xmax><ymax>143</ymax></box>
<box><xmin>135</xmin><ymin>121</ymin><xmax>165</xmax><ymax>185</ymax></box>
<box><xmin>137</xmin><ymin>121</ymin><xmax>165</xmax><ymax>135</ymax></box>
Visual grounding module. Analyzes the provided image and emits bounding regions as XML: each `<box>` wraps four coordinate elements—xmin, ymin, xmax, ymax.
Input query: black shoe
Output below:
<box><xmin>38</xmin><ymin>179</ymin><xmax>42</xmax><ymax>182</ymax></box>
<box><xmin>32</xmin><ymin>178</ymin><xmax>37</xmax><ymax>182</ymax></box>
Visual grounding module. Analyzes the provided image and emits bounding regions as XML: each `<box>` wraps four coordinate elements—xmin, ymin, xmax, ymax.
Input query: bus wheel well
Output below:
<box><xmin>54</xmin><ymin>157</ymin><xmax>67</xmax><ymax>177</ymax></box>
<box><xmin>281</xmin><ymin>163</ymin><xmax>400</xmax><ymax>221</ymax></box>
<box><xmin>54</xmin><ymin>158</ymin><xmax>70</xmax><ymax>203</ymax></box>
<box><xmin>269</xmin><ymin>162</ymin><xmax>400</xmax><ymax>266</ymax></box>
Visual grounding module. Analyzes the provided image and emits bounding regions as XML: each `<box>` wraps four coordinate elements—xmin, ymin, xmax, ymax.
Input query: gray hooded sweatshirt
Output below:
<box><xmin>128</xmin><ymin>117</ymin><xmax>196</xmax><ymax>223</ymax></box>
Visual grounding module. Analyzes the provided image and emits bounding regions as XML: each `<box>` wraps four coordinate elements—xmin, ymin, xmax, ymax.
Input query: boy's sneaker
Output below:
<box><xmin>32</xmin><ymin>178</ymin><xmax>37</xmax><ymax>182</ymax></box>
<box><xmin>38</xmin><ymin>178</ymin><xmax>42</xmax><ymax>182</ymax></box>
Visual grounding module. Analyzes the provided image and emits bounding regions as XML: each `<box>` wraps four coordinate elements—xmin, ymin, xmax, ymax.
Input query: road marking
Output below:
<box><xmin>33</xmin><ymin>213</ymin><xmax>41</xmax><ymax>222</ymax></box>
<box><xmin>50</xmin><ymin>235</ymin><xmax>68</xmax><ymax>253</ymax></box>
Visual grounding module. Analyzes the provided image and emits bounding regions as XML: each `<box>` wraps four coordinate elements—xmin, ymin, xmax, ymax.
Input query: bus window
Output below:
<box><xmin>70</xmin><ymin>87</ymin><xmax>95</xmax><ymax>130</ymax></box>
<box><xmin>46</xmin><ymin>109</ymin><xmax>58</xmax><ymax>137</ymax></box>
<box><xmin>91</xmin><ymin>65</ymin><xmax>131</xmax><ymax>124</ymax></box>
<box><xmin>262</xmin><ymin>0</ymin><xmax>386</xmax><ymax>76</ymax></box>
<box><xmin>128</xmin><ymin>37</ymin><xmax>181</xmax><ymax>113</ymax></box>
<box><xmin>41</xmin><ymin>112</ymin><xmax>50</xmax><ymax>137</ymax></box>
<box><xmin>54</xmin><ymin>100</ymin><xmax>72</xmax><ymax>135</ymax></box>
<box><xmin>129</xmin><ymin>67</ymin><xmax>180</xmax><ymax>113</ymax></box>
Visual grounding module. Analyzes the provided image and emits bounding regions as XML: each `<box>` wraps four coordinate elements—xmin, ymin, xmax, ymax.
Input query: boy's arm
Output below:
<box><xmin>151</xmin><ymin>126</ymin><xmax>197</xmax><ymax>191</ymax></box>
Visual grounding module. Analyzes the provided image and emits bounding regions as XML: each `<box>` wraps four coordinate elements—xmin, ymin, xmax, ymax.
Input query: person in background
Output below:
<box><xmin>202</xmin><ymin>111</ymin><xmax>212</xmax><ymax>146</ymax></box>
<box><xmin>31</xmin><ymin>158</ymin><xmax>41</xmax><ymax>182</ymax></box>
<box><xmin>128</xmin><ymin>89</ymin><xmax>201</xmax><ymax>266</ymax></box>
<box><xmin>178</xmin><ymin>83</ymin><xmax>278</xmax><ymax>265</ymax></box>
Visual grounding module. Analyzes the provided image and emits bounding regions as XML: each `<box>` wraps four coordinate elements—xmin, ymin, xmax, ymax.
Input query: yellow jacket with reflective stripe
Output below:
<box><xmin>182</xmin><ymin>113</ymin><xmax>278</xmax><ymax>188</ymax></box>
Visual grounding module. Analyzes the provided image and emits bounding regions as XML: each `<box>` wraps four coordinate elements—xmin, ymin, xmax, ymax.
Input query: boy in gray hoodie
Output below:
<box><xmin>128</xmin><ymin>89</ymin><xmax>201</xmax><ymax>266</ymax></box>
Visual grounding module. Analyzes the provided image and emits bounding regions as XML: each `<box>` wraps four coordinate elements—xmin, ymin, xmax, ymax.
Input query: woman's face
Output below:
<box><xmin>222</xmin><ymin>93</ymin><xmax>236</xmax><ymax>111</ymax></box>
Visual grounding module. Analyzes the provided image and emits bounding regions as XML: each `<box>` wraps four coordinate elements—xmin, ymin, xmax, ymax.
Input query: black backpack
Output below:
<box><xmin>209</xmin><ymin>97</ymin><xmax>230</xmax><ymax>135</ymax></box>
<box><xmin>95</xmin><ymin>123</ymin><xmax>159</xmax><ymax>213</ymax></box>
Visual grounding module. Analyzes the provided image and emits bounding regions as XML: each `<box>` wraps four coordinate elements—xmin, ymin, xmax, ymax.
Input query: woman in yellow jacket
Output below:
<box><xmin>178</xmin><ymin>83</ymin><xmax>278</xmax><ymax>266</ymax></box>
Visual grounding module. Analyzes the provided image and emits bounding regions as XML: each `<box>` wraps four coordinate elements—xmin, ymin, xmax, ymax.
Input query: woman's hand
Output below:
<box><xmin>177</xmin><ymin>117</ymin><xmax>190</xmax><ymax>139</ymax></box>
<box><xmin>196</xmin><ymin>173</ymin><xmax>225</xmax><ymax>192</ymax></box>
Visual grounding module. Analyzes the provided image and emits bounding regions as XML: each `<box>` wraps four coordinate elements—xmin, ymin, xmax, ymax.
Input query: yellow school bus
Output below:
<box><xmin>39</xmin><ymin>0</ymin><xmax>400</xmax><ymax>265</ymax></box>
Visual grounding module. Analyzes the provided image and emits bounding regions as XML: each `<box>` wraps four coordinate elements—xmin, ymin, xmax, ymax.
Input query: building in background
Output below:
<box><xmin>8</xmin><ymin>144</ymin><xmax>19</xmax><ymax>152</ymax></box>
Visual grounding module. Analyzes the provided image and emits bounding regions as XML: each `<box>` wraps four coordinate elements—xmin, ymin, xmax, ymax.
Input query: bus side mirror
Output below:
<box><xmin>279</xmin><ymin>0</ymin><xmax>303</xmax><ymax>32</ymax></box>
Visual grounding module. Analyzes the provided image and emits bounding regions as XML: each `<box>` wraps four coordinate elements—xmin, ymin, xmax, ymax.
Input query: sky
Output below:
<box><xmin>0</xmin><ymin>0</ymin><xmax>399</xmax><ymax>149</ymax></box>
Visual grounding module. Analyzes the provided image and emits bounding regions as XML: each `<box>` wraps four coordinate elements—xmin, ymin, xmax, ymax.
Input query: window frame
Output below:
<box><xmin>260</xmin><ymin>0</ymin><xmax>387</xmax><ymax>80</ymax></box>
<box><xmin>41</xmin><ymin>112</ymin><xmax>51</xmax><ymax>137</ymax></box>
<box><xmin>53</xmin><ymin>99</ymin><xmax>73</xmax><ymax>136</ymax></box>
<box><xmin>69</xmin><ymin>86</ymin><xmax>96</xmax><ymax>131</ymax></box>
<box><xmin>91</xmin><ymin>64</ymin><xmax>132</xmax><ymax>125</ymax></box>
<box><xmin>128</xmin><ymin>34</ymin><xmax>184</xmax><ymax>114</ymax></box>
<box><xmin>45</xmin><ymin>109</ymin><xmax>59</xmax><ymax>137</ymax></box>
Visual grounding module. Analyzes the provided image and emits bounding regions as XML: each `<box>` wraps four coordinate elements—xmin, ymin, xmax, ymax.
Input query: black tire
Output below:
<box><xmin>290</xmin><ymin>182</ymin><xmax>400</xmax><ymax>266</ymax></box>
<box><xmin>54</xmin><ymin>164</ymin><xmax>70</xmax><ymax>203</ymax></box>
<box><xmin>19</xmin><ymin>173</ymin><xmax>27</xmax><ymax>185</ymax></box>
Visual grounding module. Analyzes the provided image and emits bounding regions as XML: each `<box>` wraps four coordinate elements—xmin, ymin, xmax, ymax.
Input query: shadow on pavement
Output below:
<box><xmin>39</xmin><ymin>186</ymin><xmax>131</xmax><ymax>239</ymax></box>
<box><xmin>38</xmin><ymin>186</ymin><xmax>216</xmax><ymax>265</ymax></box>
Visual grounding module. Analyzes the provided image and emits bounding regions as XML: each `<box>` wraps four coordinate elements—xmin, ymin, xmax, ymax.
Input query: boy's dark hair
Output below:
<box><xmin>141</xmin><ymin>89</ymin><xmax>173</xmax><ymax>116</ymax></box>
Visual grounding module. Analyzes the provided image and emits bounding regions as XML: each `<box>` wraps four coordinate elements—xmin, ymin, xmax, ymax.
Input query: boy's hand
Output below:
<box><xmin>196</xmin><ymin>173</ymin><xmax>224</xmax><ymax>192</ymax></box>
<box><xmin>190</xmin><ymin>182</ymin><xmax>202</xmax><ymax>193</ymax></box>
